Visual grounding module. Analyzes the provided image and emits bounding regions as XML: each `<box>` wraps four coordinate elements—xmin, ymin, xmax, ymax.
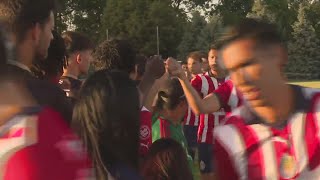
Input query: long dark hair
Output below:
<box><xmin>72</xmin><ymin>70</ymin><xmax>140</xmax><ymax>179</ymax></box>
<box><xmin>141</xmin><ymin>138</ymin><xmax>193</xmax><ymax>180</ymax></box>
<box><xmin>155</xmin><ymin>78</ymin><xmax>186</xmax><ymax>112</ymax></box>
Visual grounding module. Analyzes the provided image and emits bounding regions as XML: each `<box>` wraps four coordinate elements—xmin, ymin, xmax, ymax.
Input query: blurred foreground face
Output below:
<box><xmin>187</xmin><ymin>58</ymin><xmax>201</xmax><ymax>75</ymax></box>
<box><xmin>221</xmin><ymin>39</ymin><xmax>284</xmax><ymax>111</ymax></box>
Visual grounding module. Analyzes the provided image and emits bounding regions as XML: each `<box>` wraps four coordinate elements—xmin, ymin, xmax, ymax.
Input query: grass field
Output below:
<box><xmin>289</xmin><ymin>81</ymin><xmax>320</xmax><ymax>88</ymax></box>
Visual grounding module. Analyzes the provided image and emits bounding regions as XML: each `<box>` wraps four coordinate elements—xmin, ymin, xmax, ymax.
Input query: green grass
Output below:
<box><xmin>289</xmin><ymin>81</ymin><xmax>320</xmax><ymax>88</ymax></box>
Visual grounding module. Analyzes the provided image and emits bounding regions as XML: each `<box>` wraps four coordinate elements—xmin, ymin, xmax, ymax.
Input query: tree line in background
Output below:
<box><xmin>55</xmin><ymin>0</ymin><xmax>320</xmax><ymax>80</ymax></box>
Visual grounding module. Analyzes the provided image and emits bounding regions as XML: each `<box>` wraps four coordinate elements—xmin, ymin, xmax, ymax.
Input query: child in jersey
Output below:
<box><xmin>151</xmin><ymin>77</ymin><xmax>195</xmax><ymax>177</ymax></box>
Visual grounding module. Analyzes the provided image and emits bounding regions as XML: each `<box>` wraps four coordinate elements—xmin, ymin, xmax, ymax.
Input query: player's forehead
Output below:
<box><xmin>221</xmin><ymin>38</ymin><xmax>256</xmax><ymax>69</ymax></box>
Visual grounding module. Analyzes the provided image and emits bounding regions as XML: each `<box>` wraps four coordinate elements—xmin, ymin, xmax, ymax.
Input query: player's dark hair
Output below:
<box><xmin>72</xmin><ymin>70</ymin><xmax>140</xmax><ymax>180</ymax></box>
<box><xmin>135</xmin><ymin>54</ymin><xmax>147</xmax><ymax>77</ymax></box>
<box><xmin>62</xmin><ymin>31</ymin><xmax>94</xmax><ymax>58</ymax></box>
<box><xmin>92</xmin><ymin>39</ymin><xmax>136</xmax><ymax>74</ymax></box>
<box><xmin>0</xmin><ymin>0</ymin><xmax>56</xmax><ymax>42</ymax></box>
<box><xmin>187</xmin><ymin>51</ymin><xmax>203</xmax><ymax>63</ymax></box>
<box><xmin>31</xmin><ymin>30</ymin><xmax>66</xmax><ymax>79</ymax></box>
<box><xmin>155</xmin><ymin>78</ymin><xmax>186</xmax><ymax>111</ymax></box>
<box><xmin>141</xmin><ymin>138</ymin><xmax>192</xmax><ymax>180</ymax></box>
<box><xmin>217</xmin><ymin>18</ymin><xmax>282</xmax><ymax>50</ymax></box>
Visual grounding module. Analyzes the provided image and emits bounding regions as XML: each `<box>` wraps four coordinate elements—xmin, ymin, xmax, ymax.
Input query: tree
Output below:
<box><xmin>213</xmin><ymin>0</ymin><xmax>254</xmax><ymax>25</ymax></box>
<box><xmin>287</xmin><ymin>3</ymin><xmax>320</xmax><ymax>80</ymax></box>
<box><xmin>195</xmin><ymin>14</ymin><xmax>223</xmax><ymax>52</ymax></box>
<box><xmin>177</xmin><ymin>11</ymin><xmax>207</xmax><ymax>60</ymax></box>
<box><xmin>247</xmin><ymin>0</ymin><xmax>276</xmax><ymax>23</ymax></box>
<box><xmin>101</xmin><ymin>0</ymin><xmax>186</xmax><ymax>57</ymax></box>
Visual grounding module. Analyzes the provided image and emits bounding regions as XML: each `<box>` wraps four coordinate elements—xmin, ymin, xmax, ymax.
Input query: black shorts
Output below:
<box><xmin>198</xmin><ymin>143</ymin><xmax>214</xmax><ymax>174</ymax></box>
<box><xmin>183</xmin><ymin>125</ymin><xmax>198</xmax><ymax>148</ymax></box>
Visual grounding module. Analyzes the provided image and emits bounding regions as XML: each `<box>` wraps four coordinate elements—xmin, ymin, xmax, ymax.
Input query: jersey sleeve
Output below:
<box><xmin>214</xmin><ymin>80</ymin><xmax>232</xmax><ymax>108</ymax></box>
<box><xmin>214</xmin><ymin>138</ymin><xmax>239</xmax><ymax>180</ymax></box>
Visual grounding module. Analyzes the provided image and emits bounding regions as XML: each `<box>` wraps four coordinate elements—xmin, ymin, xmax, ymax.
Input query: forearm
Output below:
<box><xmin>138</xmin><ymin>75</ymin><xmax>156</xmax><ymax>108</ymax></box>
<box><xmin>178</xmin><ymin>76</ymin><xmax>206</xmax><ymax>115</ymax></box>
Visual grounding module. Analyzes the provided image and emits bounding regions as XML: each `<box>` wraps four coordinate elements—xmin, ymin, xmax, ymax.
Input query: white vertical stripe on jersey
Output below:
<box><xmin>250</xmin><ymin>125</ymin><xmax>279</xmax><ymax>180</ymax></box>
<box><xmin>290</xmin><ymin>113</ymin><xmax>308</xmax><ymax>174</ymax></box>
<box><xmin>200</xmin><ymin>75</ymin><xmax>209</xmax><ymax>97</ymax></box>
<box><xmin>186</xmin><ymin>106</ymin><xmax>191</xmax><ymax>125</ymax></box>
<box><xmin>214</xmin><ymin>112</ymin><xmax>226</xmax><ymax>127</ymax></box>
<box><xmin>211</xmin><ymin>77</ymin><xmax>218</xmax><ymax>90</ymax></box>
<box><xmin>214</xmin><ymin>125</ymin><xmax>248</xmax><ymax>180</ymax></box>
<box><xmin>201</xmin><ymin>114</ymin><xmax>209</xmax><ymax>142</ymax></box>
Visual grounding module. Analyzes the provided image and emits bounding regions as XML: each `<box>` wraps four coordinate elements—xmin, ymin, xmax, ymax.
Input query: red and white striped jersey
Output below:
<box><xmin>214</xmin><ymin>86</ymin><xmax>320</xmax><ymax>180</ymax></box>
<box><xmin>197</xmin><ymin>73</ymin><xmax>228</xmax><ymax>143</ymax></box>
<box><xmin>184</xmin><ymin>75</ymin><xmax>201</xmax><ymax>126</ymax></box>
<box><xmin>214</xmin><ymin>79</ymin><xmax>242</xmax><ymax>115</ymax></box>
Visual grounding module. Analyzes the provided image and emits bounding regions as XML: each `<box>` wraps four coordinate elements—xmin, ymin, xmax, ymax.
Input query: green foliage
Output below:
<box><xmin>287</xmin><ymin>3</ymin><xmax>320</xmax><ymax>80</ymax></box>
<box><xmin>101</xmin><ymin>0</ymin><xmax>186</xmax><ymax>57</ymax></box>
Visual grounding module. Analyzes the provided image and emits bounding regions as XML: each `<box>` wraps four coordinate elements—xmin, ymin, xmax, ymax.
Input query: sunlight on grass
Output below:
<box><xmin>289</xmin><ymin>81</ymin><xmax>320</xmax><ymax>88</ymax></box>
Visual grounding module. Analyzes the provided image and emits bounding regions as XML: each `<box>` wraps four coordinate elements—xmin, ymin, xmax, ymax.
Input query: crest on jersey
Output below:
<box><xmin>140</xmin><ymin>125</ymin><xmax>151</xmax><ymax>140</ymax></box>
<box><xmin>280</xmin><ymin>153</ymin><xmax>297</xmax><ymax>179</ymax></box>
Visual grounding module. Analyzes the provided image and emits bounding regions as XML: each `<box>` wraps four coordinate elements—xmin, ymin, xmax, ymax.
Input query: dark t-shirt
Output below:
<box><xmin>6</xmin><ymin>64</ymin><xmax>73</xmax><ymax>123</ymax></box>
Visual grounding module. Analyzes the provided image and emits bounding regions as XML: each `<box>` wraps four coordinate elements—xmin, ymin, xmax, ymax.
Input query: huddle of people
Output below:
<box><xmin>1</xmin><ymin>0</ymin><xmax>320</xmax><ymax>180</ymax></box>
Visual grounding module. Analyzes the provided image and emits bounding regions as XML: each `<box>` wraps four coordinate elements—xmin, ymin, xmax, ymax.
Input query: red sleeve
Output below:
<box><xmin>214</xmin><ymin>80</ymin><xmax>232</xmax><ymax>107</ymax></box>
<box><xmin>191</xmin><ymin>75</ymin><xmax>203</xmax><ymax>96</ymax></box>
<box><xmin>139</xmin><ymin>110</ymin><xmax>152</xmax><ymax>156</ymax></box>
<box><xmin>214</xmin><ymin>138</ymin><xmax>239</xmax><ymax>180</ymax></box>
<box><xmin>4</xmin><ymin>107</ymin><xmax>92</xmax><ymax>180</ymax></box>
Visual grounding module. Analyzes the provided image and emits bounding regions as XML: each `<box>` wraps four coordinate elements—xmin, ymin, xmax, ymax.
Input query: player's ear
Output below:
<box><xmin>76</xmin><ymin>54</ymin><xmax>81</xmax><ymax>64</ymax></box>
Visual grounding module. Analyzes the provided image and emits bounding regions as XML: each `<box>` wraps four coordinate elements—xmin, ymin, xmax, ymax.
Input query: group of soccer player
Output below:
<box><xmin>1</xmin><ymin>0</ymin><xmax>320</xmax><ymax>180</ymax></box>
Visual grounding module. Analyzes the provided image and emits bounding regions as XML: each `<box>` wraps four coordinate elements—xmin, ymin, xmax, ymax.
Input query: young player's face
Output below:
<box><xmin>187</xmin><ymin>58</ymin><xmax>201</xmax><ymax>75</ymax></box>
<box><xmin>208</xmin><ymin>49</ymin><xmax>219</xmax><ymax>76</ymax></box>
<box><xmin>221</xmin><ymin>39</ymin><xmax>284</xmax><ymax>109</ymax></box>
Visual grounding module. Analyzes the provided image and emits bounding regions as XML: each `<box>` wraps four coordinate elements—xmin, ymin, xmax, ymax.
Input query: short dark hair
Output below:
<box><xmin>62</xmin><ymin>31</ymin><xmax>94</xmax><ymax>57</ymax></box>
<box><xmin>155</xmin><ymin>78</ymin><xmax>186</xmax><ymax>111</ymax></box>
<box><xmin>187</xmin><ymin>51</ymin><xmax>203</xmax><ymax>63</ymax></box>
<box><xmin>218</xmin><ymin>18</ymin><xmax>282</xmax><ymax>50</ymax></box>
<box><xmin>0</xmin><ymin>22</ymin><xmax>8</xmax><ymax>73</ymax></box>
<box><xmin>32</xmin><ymin>30</ymin><xmax>66</xmax><ymax>79</ymax></box>
<box><xmin>0</xmin><ymin>0</ymin><xmax>56</xmax><ymax>42</ymax></box>
<box><xmin>141</xmin><ymin>138</ymin><xmax>192</xmax><ymax>180</ymax></box>
<box><xmin>92</xmin><ymin>39</ymin><xmax>136</xmax><ymax>74</ymax></box>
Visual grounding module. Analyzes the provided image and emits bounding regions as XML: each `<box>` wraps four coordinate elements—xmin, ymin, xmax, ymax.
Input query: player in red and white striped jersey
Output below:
<box><xmin>212</xmin><ymin>19</ymin><xmax>320</xmax><ymax>179</ymax></box>
<box><xmin>184</xmin><ymin>51</ymin><xmax>205</xmax><ymax>160</ymax></box>
<box><xmin>191</xmin><ymin>46</ymin><xmax>228</xmax><ymax>180</ymax></box>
